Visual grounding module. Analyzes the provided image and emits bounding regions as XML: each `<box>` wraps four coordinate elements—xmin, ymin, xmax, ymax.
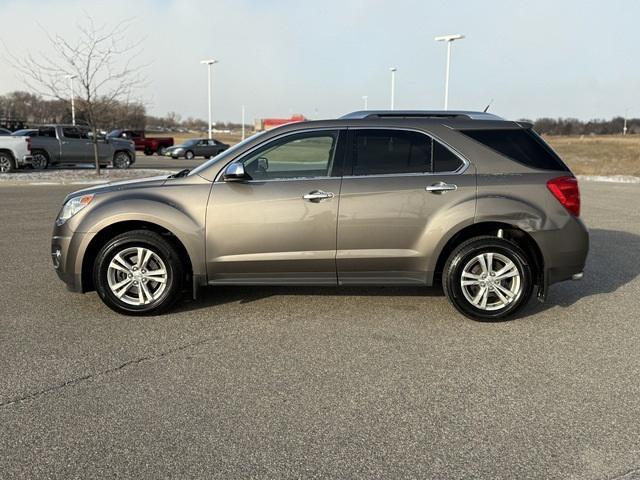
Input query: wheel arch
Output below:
<box><xmin>432</xmin><ymin>221</ymin><xmax>544</xmax><ymax>287</ymax></box>
<box><xmin>80</xmin><ymin>220</ymin><xmax>194</xmax><ymax>293</ymax></box>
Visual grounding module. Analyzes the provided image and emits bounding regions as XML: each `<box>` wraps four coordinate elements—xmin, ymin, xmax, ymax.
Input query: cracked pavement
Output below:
<box><xmin>1</xmin><ymin>182</ymin><xmax>639</xmax><ymax>479</ymax></box>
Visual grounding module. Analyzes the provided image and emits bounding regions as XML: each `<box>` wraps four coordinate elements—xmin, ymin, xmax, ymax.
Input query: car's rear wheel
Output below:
<box><xmin>113</xmin><ymin>151</ymin><xmax>131</xmax><ymax>169</ymax></box>
<box><xmin>185</xmin><ymin>150</ymin><xmax>194</xmax><ymax>160</ymax></box>
<box><xmin>31</xmin><ymin>150</ymin><xmax>49</xmax><ymax>170</ymax></box>
<box><xmin>94</xmin><ymin>230</ymin><xmax>184</xmax><ymax>315</ymax></box>
<box><xmin>0</xmin><ymin>152</ymin><xmax>15</xmax><ymax>173</ymax></box>
<box><xmin>443</xmin><ymin>236</ymin><xmax>533</xmax><ymax>321</ymax></box>
<box><xmin>144</xmin><ymin>147</ymin><xmax>153</xmax><ymax>156</ymax></box>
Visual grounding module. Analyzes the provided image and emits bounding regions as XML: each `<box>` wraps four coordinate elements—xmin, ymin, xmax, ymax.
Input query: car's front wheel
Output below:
<box><xmin>443</xmin><ymin>236</ymin><xmax>533</xmax><ymax>321</ymax></box>
<box><xmin>93</xmin><ymin>230</ymin><xmax>184</xmax><ymax>315</ymax></box>
<box><xmin>185</xmin><ymin>150</ymin><xmax>195</xmax><ymax>160</ymax></box>
<box><xmin>113</xmin><ymin>151</ymin><xmax>131</xmax><ymax>169</ymax></box>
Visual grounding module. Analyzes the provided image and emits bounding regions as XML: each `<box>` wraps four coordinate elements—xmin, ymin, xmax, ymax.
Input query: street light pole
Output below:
<box><xmin>200</xmin><ymin>59</ymin><xmax>218</xmax><ymax>139</ymax></box>
<box><xmin>623</xmin><ymin>109</ymin><xmax>629</xmax><ymax>135</ymax></box>
<box><xmin>65</xmin><ymin>74</ymin><xmax>77</xmax><ymax>125</ymax></box>
<box><xmin>362</xmin><ymin>95</ymin><xmax>368</xmax><ymax>110</ymax></box>
<box><xmin>435</xmin><ymin>34</ymin><xmax>465</xmax><ymax>110</ymax></box>
<box><xmin>389</xmin><ymin>67</ymin><xmax>397</xmax><ymax>110</ymax></box>
<box><xmin>241</xmin><ymin>105</ymin><xmax>246</xmax><ymax>140</ymax></box>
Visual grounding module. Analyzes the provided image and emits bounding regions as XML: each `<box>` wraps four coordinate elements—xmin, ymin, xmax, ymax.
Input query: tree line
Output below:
<box><xmin>0</xmin><ymin>90</ymin><xmax>244</xmax><ymax>132</ymax></box>
<box><xmin>2</xmin><ymin>90</ymin><xmax>636</xmax><ymax>136</ymax></box>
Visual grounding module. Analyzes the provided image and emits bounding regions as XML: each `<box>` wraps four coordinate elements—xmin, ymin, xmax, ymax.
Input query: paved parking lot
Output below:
<box><xmin>0</xmin><ymin>181</ymin><xmax>639</xmax><ymax>479</ymax></box>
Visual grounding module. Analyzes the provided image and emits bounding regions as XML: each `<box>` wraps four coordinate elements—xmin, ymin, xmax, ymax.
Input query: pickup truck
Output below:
<box><xmin>28</xmin><ymin>125</ymin><xmax>136</xmax><ymax>170</ymax></box>
<box><xmin>0</xmin><ymin>135</ymin><xmax>33</xmax><ymax>172</ymax></box>
<box><xmin>107</xmin><ymin>130</ymin><xmax>174</xmax><ymax>155</ymax></box>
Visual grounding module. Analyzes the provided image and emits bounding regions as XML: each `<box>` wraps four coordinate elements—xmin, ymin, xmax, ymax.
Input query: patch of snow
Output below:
<box><xmin>577</xmin><ymin>175</ymin><xmax>640</xmax><ymax>184</ymax></box>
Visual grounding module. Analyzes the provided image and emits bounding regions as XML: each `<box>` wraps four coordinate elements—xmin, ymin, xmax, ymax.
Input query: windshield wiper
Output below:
<box><xmin>169</xmin><ymin>168</ymin><xmax>190</xmax><ymax>178</ymax></box>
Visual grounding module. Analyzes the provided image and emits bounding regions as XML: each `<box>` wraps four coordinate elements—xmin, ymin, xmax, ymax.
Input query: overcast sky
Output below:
<box><xmin>0</xmin><ymin>0</ymin><xmax>637</xmax><ymax>123</ymax></box>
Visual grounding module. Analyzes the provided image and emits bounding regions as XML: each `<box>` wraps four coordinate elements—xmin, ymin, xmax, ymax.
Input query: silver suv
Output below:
<box><xmin>51</xmin><ymin>111</ymin><xmax>588</xmax><ymax>320</ymax></box>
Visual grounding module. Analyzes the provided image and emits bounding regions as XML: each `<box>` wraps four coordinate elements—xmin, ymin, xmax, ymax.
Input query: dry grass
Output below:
<box><xmin>545</xmin><ymin>135</ymin><xmax>640</xmax><ymax>176</ymax></box>
<box><xmin>156</xmin><ymin>131</ymin><xmax>640</xmax><ymax>176</ymax></box>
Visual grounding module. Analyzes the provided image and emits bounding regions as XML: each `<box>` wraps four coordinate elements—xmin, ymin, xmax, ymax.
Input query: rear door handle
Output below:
<box><xmin>426</xmin><ymin>182</ymin><xmax>457</xmax><ymax>194</ymax></box>
<box><xmin>303</xmin><ymin>190</ymin><xmax>334</xmax><ymax>202</ymax></box>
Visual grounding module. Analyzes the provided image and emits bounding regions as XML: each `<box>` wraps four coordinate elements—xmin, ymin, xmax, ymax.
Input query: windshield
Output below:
<box><xmin>106</xmin><ymin>130</ymin><xmax>122</xmax><ymax>138</ymax></box>
<box><xmin>189</xmin><ymin>131</ymin><xmax>268</xmax><ymax>177</ymax></box>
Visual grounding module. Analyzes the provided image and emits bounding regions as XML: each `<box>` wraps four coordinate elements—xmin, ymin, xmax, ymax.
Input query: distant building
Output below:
<box><xmin>254</xmin><ymin>114</ymin><xmax>306</xmax><ymax>131</ymax></box>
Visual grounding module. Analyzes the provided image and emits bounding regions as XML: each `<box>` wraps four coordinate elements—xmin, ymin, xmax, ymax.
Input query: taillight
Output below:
<box><xmin>26</xmin><ymin>137</ymin><xmax>31</xmax><ymax>152</ymax></box>
<box><xmin>547</xmin><ymin>176</ymin><xmax>580</xmax><ymax>217</ymax></box>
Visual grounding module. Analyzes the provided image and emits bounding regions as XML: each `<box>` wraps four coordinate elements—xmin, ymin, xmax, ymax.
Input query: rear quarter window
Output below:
<box><xmin>460</xmin><ymin>129</ymin><xmax>569</xmax><ymax>171</ymax></box>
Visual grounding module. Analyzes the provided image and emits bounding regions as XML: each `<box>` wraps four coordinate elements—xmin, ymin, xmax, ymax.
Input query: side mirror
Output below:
<box><xmin>223</xmin><ymin>162</ymin><xmax>247</xmax><ymax>181</ymax></box>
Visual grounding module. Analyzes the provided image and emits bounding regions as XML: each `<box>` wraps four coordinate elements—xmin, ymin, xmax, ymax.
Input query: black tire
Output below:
<box><xmin>93</xmin><ymin>230</ymin><xmax>184</xmax><ymax>315</ymax></box>
<box><xmin>185</xmin><ymin>150</ymin><xmax>194</xmax><ymax>160</ymax></box>
<box><xmin>31</xmin><ymin>150</ymin><xmax>49</xmax><ymax>170</ymax></box>
<box><xmin>156</xmin><ymin>145</ymin><xmax>164</xmax><ymax>154</ymax></box>
<box><xmin>113</xmin><ymin>151</ymin><xmax>131</xmax><ymax>169</ymax></box>
<box><xmin>144</xmin><ymin>147</ymin><xmax>153</xmax><ymax>156</ymax></box>
<box><xmin>442</xmin><ymin>236</ymin><xmax>533</xmax><ymax>321</ymax></box>
<box><xmin>0</xmin><ymin>151</ymin><xmax>15</xmax><ymax>173</ymax></box>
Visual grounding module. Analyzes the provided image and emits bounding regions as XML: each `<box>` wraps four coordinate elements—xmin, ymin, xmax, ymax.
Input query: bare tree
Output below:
<box><xmin>8</xmin><ymin>16</ymin><xmax>146</xmax><ymax>173</ymax></box>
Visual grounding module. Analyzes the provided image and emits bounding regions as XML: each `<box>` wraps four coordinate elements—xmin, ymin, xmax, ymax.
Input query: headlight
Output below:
<box><xmin>56</xmin><ymin>194</ymin><xmax>94</xmax><ymax>226</ymax></box>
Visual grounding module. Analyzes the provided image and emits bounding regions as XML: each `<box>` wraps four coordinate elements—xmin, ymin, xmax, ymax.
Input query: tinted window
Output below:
<box><xmin>242</xmin><ymin>132</ymin><xmax>338</xmax><ymax>180</ymax></box>
<box><xmin>62</xmin><ymin>127</ymin><xmax>81</xmax><ymax>139</ymax></box>
<box><xmin>461</xmin><ymin>129</ymin><xmax>569</xmax><ymax>171</ymax></box>
<box><xmin>433</xmin><ymin>140</ymin><xmax>463</xmax><ymax>172</ymax></box>
<box><xmin>38</xmin><ymin>127</ymin><xmax>56</xmax><ymax>138</ymax></box>
<box><xmin>352</xmin><ymin>130</ymin><xmax>431</xmax><ymax>175</ymax></box>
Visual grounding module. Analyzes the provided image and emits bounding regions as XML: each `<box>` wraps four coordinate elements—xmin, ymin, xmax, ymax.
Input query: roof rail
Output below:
<box><xmin>340</xmin><ymin>110</ymin><xmax>504</xmax><ymax>121</ymax></box>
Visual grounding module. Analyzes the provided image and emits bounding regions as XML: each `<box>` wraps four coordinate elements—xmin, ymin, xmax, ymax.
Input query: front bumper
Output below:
<box><xmin>51</xmin><ymin>226</ymin><xmax>90</xmax><ymax>293</ymax></box>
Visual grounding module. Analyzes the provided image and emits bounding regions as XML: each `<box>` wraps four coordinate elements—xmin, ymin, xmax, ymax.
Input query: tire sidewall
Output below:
<box><xmin>31</xmin><ymin>151</ymin><xmax>49</xmax><ymax>170</ymax></box>
<box><xmin>94</xmin><ymin>232</ymin><xmax>183</xmax><ymax>315</ymax></box>
<box><xmin>185</xmin><ymin>150</ymin><xmax>194</xmax><ymax>160</ymax></box>
<box><xmin>113</xmin><ymin>152</ymin><xmax>131</xmax><ymax>169</ymax></box>
<box><xmin>445</xmin><ymin>239</ymin><xmax>533</xmax><ymax>321</ymax></box>
<box><xmin>0</xmin><ymin>153</ymin><xmax>15</xmax><ymax>173</ymax></box>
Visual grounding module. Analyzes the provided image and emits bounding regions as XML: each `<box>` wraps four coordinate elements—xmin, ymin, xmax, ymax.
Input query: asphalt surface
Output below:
<box><xmin>0</xmin><ymin>181</ymin><xmax>639</xmax><ymax>479</ymax></box>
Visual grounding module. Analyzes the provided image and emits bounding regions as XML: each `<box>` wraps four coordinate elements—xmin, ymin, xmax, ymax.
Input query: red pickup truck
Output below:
<box><xmin>107</xmin><ymin>130</ymin><xmax>174</xmax><ymax>155</ymax></box>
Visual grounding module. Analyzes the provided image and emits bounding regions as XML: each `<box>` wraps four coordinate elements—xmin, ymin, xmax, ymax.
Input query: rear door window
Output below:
<box><xmin>433</xmin><ymin>140</ymin><xmax>463</xmax><ymax>172</ymax></box>
<box><xmin>62</xmin><ymin>127</ymin><xmax>81</xmax><ymax>139</ymax></box>
<box><xmin>460</xmin><ymin>129</ymin><xmax>569</xmax><ymax>171</ymax></box>
<box><xmin>352</xmin><ymin>130</ymin><xmax>432</xmax><ymax>175</ymax></box>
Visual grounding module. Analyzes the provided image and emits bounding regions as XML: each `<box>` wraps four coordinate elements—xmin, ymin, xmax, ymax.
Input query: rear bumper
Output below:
<box><xmin>531</xmin><ymin>215</ymin><xmax>589</xmax><ymax>286</ymax></box>
<box><xmin>17</xmin><ymin>155</ymin><xmax>33</xmax><ymax>167</ymax></box>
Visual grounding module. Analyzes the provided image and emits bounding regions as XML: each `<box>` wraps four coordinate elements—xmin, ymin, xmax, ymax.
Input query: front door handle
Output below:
<box><xmin>426</xmin><ymin>182</ymin><xmax>458</xmax><ymax>194</ymax></box>
<box><xmin>303</xmin><ymin>190</ymin><xmax>334</xmax><ymax>202</ymax></box>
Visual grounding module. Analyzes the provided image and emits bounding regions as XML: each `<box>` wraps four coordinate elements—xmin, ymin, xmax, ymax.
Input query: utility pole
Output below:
<box><xmin>241</xmin><ymin>105</ymin><xmax>246</xmax><ymax>140</ymax></box>
<box><xmin>435</xmin><ymin>34</ymin><xmax>465</xmax><ymax>110</ymax></box>
<box><xmin>65</xmin><ymin>74</ymin><xmax>77</xmax><ymax>125</ymax></box>
<box><xmin>200</xmin><ymin>59</ymin><xmax>218</xmax><ymax>139</ymax></box>
<box><xmin>389</xmin><ymin>67</ymin><xmax>397</xmax><ymax>110</ymax></box>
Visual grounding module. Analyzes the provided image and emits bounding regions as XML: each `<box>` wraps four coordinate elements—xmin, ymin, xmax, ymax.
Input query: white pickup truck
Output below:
<box><xmin>0</xmin><ymin>135</ymin><xmax>33</xmax><ymax>173</ymax></box>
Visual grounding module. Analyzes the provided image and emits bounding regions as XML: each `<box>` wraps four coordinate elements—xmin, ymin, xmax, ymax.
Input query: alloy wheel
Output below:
<box><xmin>107</xmin><ymin>247</ymin><xmax>168</xmax><ymax>306</ymax></box>
<box><xmin>460</xmin><ymin>252</ymin><xmax>522</xmax><ymax>311</ymax></box>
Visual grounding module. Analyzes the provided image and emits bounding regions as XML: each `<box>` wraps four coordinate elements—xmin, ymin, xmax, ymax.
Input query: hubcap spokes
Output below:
<box><xmin>107</xmin><ymin>247</ymin><xmax>168</xmax><ymax>306</ymax></box>
<box><xmin>460</xmin><ymin>252</ymin><xmax>521</xmax><ymax>311</ymax></box>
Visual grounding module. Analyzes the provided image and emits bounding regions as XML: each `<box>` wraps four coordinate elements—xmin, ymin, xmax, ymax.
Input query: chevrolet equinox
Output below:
<box><xmin>51</xmin><ymin>111</ymin><xmax>589</xmax><ymax>320</ymax></box>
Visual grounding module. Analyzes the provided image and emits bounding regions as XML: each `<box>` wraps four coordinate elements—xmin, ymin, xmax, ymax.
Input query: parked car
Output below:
<box><xmin>29</xmin><ymin>125</ymin><xmax>135</xmax><ymax>170</ymax></box>
<box><xmin>51</xmin><ymin>110</ymin><xmax>588</xmax><ymax>320</ymax></box>
<box><xmin>107</xmin><ymin>129</ymin><xmax>174</xmax><ymax>155</ymax></box>
<box><xmin>0</xmin><ymin>128</ymin><xmax>12</xmax><ymax>136</ymax></box>
<box><xmin>163</xmin><ymin>138</ymin><xmax>229</xmax><ymax>159</ymax></box>
<box><xmin>0</xmin><ymin>135</ymin><xmax>33</xmax><ymax>172</ymax></box>
<box><xmin>11</xmin><ymin>129</ymin><xmax>38</xmax><ymax>136</ymax></box>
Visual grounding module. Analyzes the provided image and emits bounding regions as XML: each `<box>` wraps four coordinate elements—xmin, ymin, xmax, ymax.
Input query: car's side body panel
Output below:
<box><xmin>205</xmin><ymin>178</ymin><xmax>342</xmax><ymax>285</ymax></box>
